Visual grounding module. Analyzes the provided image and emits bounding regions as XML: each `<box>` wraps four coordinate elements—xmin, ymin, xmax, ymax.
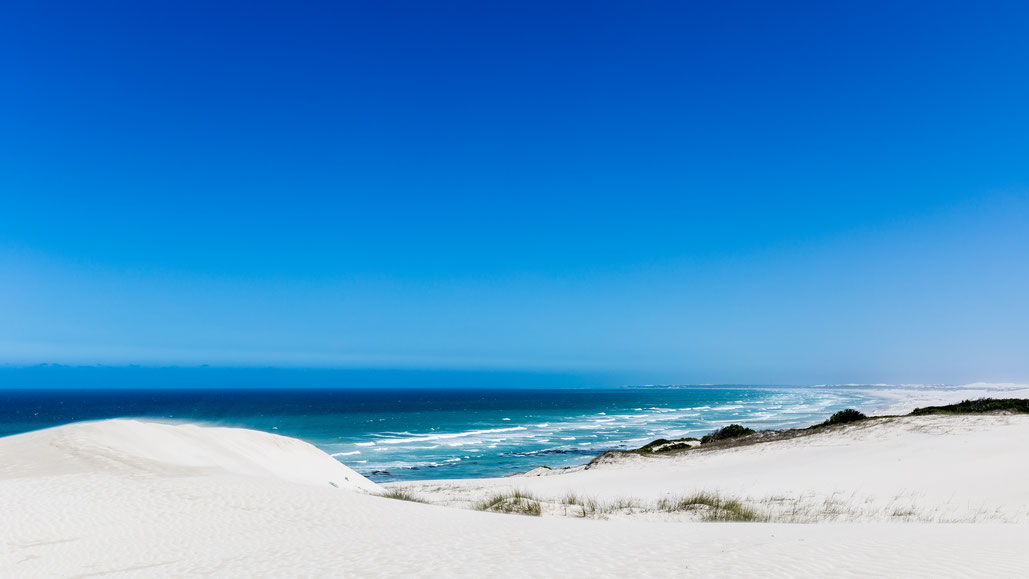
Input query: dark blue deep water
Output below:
<box><xmin>0</xmin><ymin>387</ymin><xmax>876</xmax><ymax>481</ymax></box>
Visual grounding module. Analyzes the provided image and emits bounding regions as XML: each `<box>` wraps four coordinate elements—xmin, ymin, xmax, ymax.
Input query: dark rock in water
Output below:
<box><xmin>370</xmin><ymin>470</ymin><xmax>392</xmax><ymax>476</ymax></box>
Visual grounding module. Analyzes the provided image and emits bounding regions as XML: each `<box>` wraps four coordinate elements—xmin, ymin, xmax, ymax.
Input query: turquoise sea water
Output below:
<box><xmin>0</xmin><ymin>387</ymin><xmax>878</xmax><ymax>481</ymax></box>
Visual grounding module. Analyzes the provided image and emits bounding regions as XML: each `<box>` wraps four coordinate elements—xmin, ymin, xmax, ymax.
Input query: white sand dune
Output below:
<box><xmin>3</xmin><ymin>417</ymin><xmax>1028</xmax><ymax>578</ymax></box>
<box><xmin>0</xmin><ymin>419</ymin><xmax>378</xmax><ymax>492</ymax></box>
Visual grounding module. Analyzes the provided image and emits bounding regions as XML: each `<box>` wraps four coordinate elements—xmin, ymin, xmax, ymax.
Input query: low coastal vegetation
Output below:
<box><xmin>700</xmin><ymin>424</ymin><xmax>755</xmax><ymax>444</ymax></box>
<box><xmin>560</xmin><ymin>493</ymin><xmax>641</xmax><ymax>517</ymax></box>
<box><xmin>474</xmin><ymin>490</ymin><xmax>543</xmax><ymax>516</ymax></box>
<box><xmin>911</xmin><ymin>398</ymin><xmax>1029</xmax><ymax>415</ymax></box>
<box><xmin>818</xmin><ymin>408</ymin><xmax>867</xmax><ymax>427</ymax></box>
<box><xmin>460</xmin><ymin>488</ymin><xmax>1011</xmax><ymax>523</ymax></box>
<box><xmin>657</xmin><ymin>492</ymin><xmax>767</xmax><ymax>521</ymax></box>
<box><xmin>378</xmin><ymin>488</ymin><xmax>427</xmax><ymax>503</ymax></box>
<box><xmin>554</xmin><ymin>491</ymin><xmax>764</xmax><ymax>521</ymax></box>
<box><xmin>636</xmin><ymin>437</ymin><xmax>699</xmax><ymax>454</ymax></box>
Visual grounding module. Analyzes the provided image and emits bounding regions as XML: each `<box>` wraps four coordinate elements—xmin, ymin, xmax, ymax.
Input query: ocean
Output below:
<box><xmin>0</xmin><ymin>387</ymin><xmax>877</xmax><ymax>481</ymax></box>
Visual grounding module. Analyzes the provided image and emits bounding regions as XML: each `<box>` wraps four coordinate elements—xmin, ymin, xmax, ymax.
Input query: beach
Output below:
<box><xmin>2</xmin><ymin>385</ymin><xmax>1029</xmax><ymax>577</ymax></box>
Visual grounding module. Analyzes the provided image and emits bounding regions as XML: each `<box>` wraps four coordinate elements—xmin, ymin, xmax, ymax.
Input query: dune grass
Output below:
<box><xmin>464</xmin><ymin>489</ymin><xmax>1009</xmax><ymax>523</ymax></box>
<box><xmin>657</xmin><ymin>492</ymin><xmax>766</xmax><ymax>521</ymax></box>
<box><xmin>378</xmin><ymin>488</ymin><xmax>427</xmax><ymax>503</ymax></box>
<box><xmin>474</xmin><ymin>490</ymin><xmax>543</xmax><ymax>516</ymax></box>
<box><xmin>558</xmin><ymin>493</ymin><xmax>644</xmax><ymax>517</ymax></box>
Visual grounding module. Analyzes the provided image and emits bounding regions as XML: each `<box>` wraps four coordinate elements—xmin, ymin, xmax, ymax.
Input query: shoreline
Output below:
<box><xmin>364</xmin><ymin>382</ymin><xmax>1029</xmax><ymax>482</ymax></box>
<box><xmin>376</xmin><ymin>382</ymin><xmax>1029</xmax><ymax>484</ymax></box>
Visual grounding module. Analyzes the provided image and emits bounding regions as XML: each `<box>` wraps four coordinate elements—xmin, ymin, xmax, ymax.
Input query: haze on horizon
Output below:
<box><xmin>2</xmin><ymin>1</ymin><xmax>1028</xmax><ymax>386</ymax></box>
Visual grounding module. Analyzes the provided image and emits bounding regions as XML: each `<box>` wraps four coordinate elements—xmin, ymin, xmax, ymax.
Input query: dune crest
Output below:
<box><xmin>0</xmin><ymin>419</ymin><xmax>378</xmax><ymax>493</ymax></box>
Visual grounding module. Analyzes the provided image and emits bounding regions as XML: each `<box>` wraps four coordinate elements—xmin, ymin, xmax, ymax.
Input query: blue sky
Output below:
<box><xmin>1</xmin><ymin>1</ymin><xmax>1027</xmax><ymax>385</ymax></box>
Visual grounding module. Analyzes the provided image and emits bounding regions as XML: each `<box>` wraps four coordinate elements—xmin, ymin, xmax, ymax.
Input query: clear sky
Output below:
<box><xmin>1</xmin><ymin>1</ymin><xmax>1028</xmax><ymax>386</ymax></box>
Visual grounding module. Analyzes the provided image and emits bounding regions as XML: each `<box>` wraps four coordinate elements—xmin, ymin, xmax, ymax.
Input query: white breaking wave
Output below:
<box><xmin>374</xmin><ymin>426</ymin><xmax>528</xmax><ymax>445</ymax></box>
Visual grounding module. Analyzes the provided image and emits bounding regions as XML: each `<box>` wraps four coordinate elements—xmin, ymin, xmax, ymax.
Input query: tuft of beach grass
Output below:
<box><xmin>378</xmin><ymin>488</ymin><xmax>427</xmax><ymax>503</ymax></box>
<box><xmin>657</xmin><ymin>491</ymin><xmax>767</xmax><ymax>522</ymax></box>
<box><xmin>474</xmin><ymin>490</ymin><xmax>543</xmax><ymax>516</ymax></box>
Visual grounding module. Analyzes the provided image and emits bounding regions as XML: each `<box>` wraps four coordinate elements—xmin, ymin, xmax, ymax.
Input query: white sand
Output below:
<box><xmin>3</xmin><ymin>411</ymin><xmax>1029</xmax><ymax>576</ymax></box>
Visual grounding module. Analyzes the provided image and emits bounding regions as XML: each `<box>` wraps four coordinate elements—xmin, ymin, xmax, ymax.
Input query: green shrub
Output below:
<box><xmin>821</xmin><ymin>408</ymin><xmax>867</xmax><ymax>426</ymax></box>
<box><xmin>637</xmin><ymin>438</ymin><xmax>670</xmax><ymax>452</ymax></box>
<box><xmin>637</xmin><ymin>437</ymin><xmax>699</xmax><ymax>453</ymax></box>
<box><xmin>700</xmin><ymin>424</ymin><xmax>755</xmax><ymax>444</ymax></box>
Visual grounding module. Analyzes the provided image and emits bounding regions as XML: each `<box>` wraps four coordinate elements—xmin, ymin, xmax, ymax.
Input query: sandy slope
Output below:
<box><xmin>398</xmin><ymin>414</ymin><xmax>1029</xmax><ymax>523</ymax></box>
<box><xmin>2</xmin><ymin>419</ymin><xmax>1028</xmax><ymax>578</ymax></box>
